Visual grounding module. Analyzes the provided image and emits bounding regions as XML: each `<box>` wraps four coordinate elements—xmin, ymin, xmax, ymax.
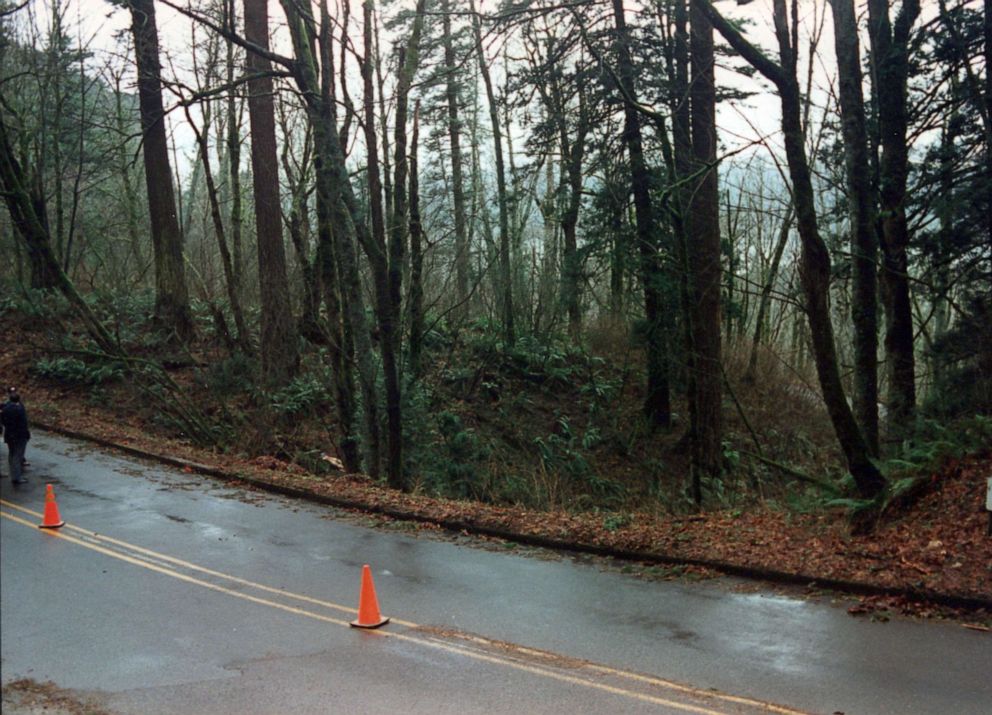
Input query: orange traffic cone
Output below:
<box><xmin>39</xmin><ymin>484</ymin><xmax>65</xmax><ymax>529</ymax></box>
<box><xmin>350</xmin><ymin>564</ymin><xmax>389</xmax><ymax>629</ymax></box>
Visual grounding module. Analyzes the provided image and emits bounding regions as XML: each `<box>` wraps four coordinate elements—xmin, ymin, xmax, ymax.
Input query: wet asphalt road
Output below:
<box><xmin>1</xmin><ymin>432</ymin><xmax>990</xmax><ymax>714</ymax></box>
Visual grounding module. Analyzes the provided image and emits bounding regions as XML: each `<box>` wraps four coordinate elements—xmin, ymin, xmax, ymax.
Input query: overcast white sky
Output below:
<box><xmin>9</xmin><ymin>0</ymin><xmax>958</xmax><ymax>181</ymax></box>
<box><xmin>45</xmin><ymin>0</ymin><xmax>791</xmax><ymax>148</ymax></box>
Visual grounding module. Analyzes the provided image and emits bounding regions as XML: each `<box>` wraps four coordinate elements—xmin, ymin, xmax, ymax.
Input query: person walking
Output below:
<box><xmin>1</xmin><ymin>388</ymin><xmax>31</xmax><ymax>484</ymax></box>
<box><xmin>4</xmin><ymin>387</ymin><xmax>28</xmax><ymax>469</ymax></box>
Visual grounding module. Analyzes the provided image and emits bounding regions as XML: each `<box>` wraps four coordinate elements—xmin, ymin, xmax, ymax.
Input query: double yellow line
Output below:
<box><xmin>1</xmin><ymin>499</ymin><xmax>807</xmax><ymax>714</ymax></box>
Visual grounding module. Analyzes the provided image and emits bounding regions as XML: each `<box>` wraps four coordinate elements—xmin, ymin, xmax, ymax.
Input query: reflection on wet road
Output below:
<box><xmin>2</xmin><ymin>432</ymin><xmax>990</xmax><ymax>714</ymax></box>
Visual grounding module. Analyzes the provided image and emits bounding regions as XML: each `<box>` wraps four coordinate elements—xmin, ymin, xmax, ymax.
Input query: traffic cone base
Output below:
<box><xmin>350</xmin><ymin>564</ymin><xmax>389</xmax><ymax>629</ymax></box>
<box><xmin>39</xmin><ymin>484</ymin><xmax>65</xmax><ymax>529</ymax></box>
<box><xmin>350</xmin><ymin>615</ymin><xmax>390</xmax><ymax>629</ymax></box>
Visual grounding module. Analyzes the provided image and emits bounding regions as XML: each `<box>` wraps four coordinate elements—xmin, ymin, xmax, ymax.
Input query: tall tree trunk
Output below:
<box><xmin>694</xmin><ymin>0</ymin><xmax>885</xmax><ymax>498</ymax></box>
<box><xmin>984</xmin><ymin>0</ymin><xmax>992</xmax><ymax>273</ymax></box>
<box><xmin>280</xmin><ymin>0</ymin><xmax>377</xmax><ymax>474</ymax></box>
<box><xmin>225</xmin><ymin>0</ymin><xmax>245</xmax><ymax>311</ymax></box>
<box><xmin>687</xmin><ymin>3</ymin><xmax>723</xmax><ymax>495</ymax></box>
<box><xmin>560</xmin><ymin>147</ymin><xmax>583</xmax><ymax>340</ymax></box>
<box><xmin>986</xmin><ymin>0</ymin><xmax>992</xmax><ymax>255</ymax></box>
<box><xmin>612</xmin><ymin>0</ymin><xmax>671</xmax><ymax>427</ymax></box>
<box><xmin>608</xmin><ymin>178</ymin><xmax>625</xmax><ymax>317</ymax></box>
<box><xmin>558</xmin><ymin>90</ymin><xmax>588</xmax><ymax>341</ymax></box>
<box><xmin>538</xmin><ymin>153</ymin><xmax>559</xmax><ymax>330</ymax></box>
<box><xmin>380</xmin><ymin>0</ymin><xmax>426</xmax><ymax>490</ymax></box>
<box><xmin>310</xmin><ymin>84</ymin><xmax>362</xmax><ymax>474</ymax></box>
<box><xmin>442</xmin><ymin>0</ymin><xmax>470</xmax><ymax>318</ymax></box>
<box><xmin>374</xmin><ymin>10</ymin><xmax>393</xmax><ymax>223</ymax></box>
<box><xmin>127</xmin><ymin>0</ymin><xmax>193</xmax><ymax>342</ymax></box>
<box><xmin>22</xmin><ymin>165</ymin><xmax>61</xmax><ymax>291</ymax></box>
<box><xmin>243</xmin><ymin>0</ymin><xmax>298</xmax><ymax>385</ymax></box>
<box><xmin>531</xmin><ymin>34</ymin><xmax>588</xmax><ymax>338</ymax></box>
<box><xmin>50</xmin><ymin>6</ymin><xmax>67</xmax><ymax>268</ymax></box>
<box><xmin>315</xmin><ymin>220</ymin><xmax>360</xmax><ymax>472</ymax></box>
<box><xmin>356</xmin><ymin>0</ymin><xmax>392</xmax><ymax>478</ymax></box>
<box><xmin>62</xmin><ymin>26</ymin><xmax>88</xmax><ymax>280</ymax></box>
<box><xmin>308</xmin><ymin>2</ymin><xmax>361</xmax><ymax>471</ymax></box>
<box><xmin>360</xmin><ymin>0</ymin><xmax>418</xmax><ymax>489</ymax></box>
<box><xmin>362</xmin><ymin>0</ymin><xmax>389</xmax><ymax>298</ymax></box>
<box><xmin>830</xmin><ymin>0</ymin><xmax>880</xmax><ymax>455</ymax></box>
<box><xmin>930</xmin><ymin>114</ymin><xmax>956</xmax><ymax>393</ymax></box>
<box><xmin>409</xmin><ymin>101</ymin><xmax>425</xmax><ymax>378</ymax></box>
<box><xmin>471</xmin><ymin>0</ymin><xmax>514</xmax><ymax>346</ymax></box>
<box><xmin>672</xmin><ymin>0</ymin><xmax>696</xmax><ymax>425</ymax></box>
<box><xmin>867</xmin><ymin>0</ymin><xmax>920</xmax><ymax>436</ymax></box>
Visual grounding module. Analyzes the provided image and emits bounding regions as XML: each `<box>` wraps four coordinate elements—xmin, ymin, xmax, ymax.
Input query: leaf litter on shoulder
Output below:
<box><xmin>1</xmin><ymin>679</ymin><xmax>115</xmax><ymax>715</ymax></box>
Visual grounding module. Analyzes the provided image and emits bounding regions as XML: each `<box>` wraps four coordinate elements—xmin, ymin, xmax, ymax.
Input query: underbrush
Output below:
<box><xmin>827</xmin><ymin>415</ymin><xmax>992</xmax><ymax>522</ymax></box>
<box><xmin>10</xmin><ymin>293</ymin><xmax>987</xmax><ymax>523</ymax></box>
<box><xmin>402</xmin><ymin>322</ymin><xmax>850</xmax><ymax>515</ymax></box>
<box><xmin>32</xmin><ymin>356</ymin><xmax>125</xmax><ymax>386</ymax></box>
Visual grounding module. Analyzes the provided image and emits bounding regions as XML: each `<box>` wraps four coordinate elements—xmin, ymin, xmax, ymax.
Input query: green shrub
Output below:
<box><xmin>535</xmin><ymin>417</ymin><xmax>626</xmax><ymax>507</ymax></box>
<box><xmin>32</xmin><ymin>357</ymin><xmax>125</xmax><ymax>386</ymax></box>
<box><xmin>602</xmin><ymin>511</ymin><xmax>632</xmax><ymax>531</ymax></box>
<box><xmin>266</xmin><ymin>373</ymin><xmax>332</xmax><ymax>417</ymax></box>
<box><xmin>0</xmin><ymin>289</ymin><xmax>68</xmax><ymax>319</ymax></box>
<box><xmin>427</xmin><ymin>411</ymin><xmax>491</xmax><ymax>499</ymax></box>
<box><xmin>200</xmin><ymin>353</ymin><xmax>256</xmax><ymax>395</ymax></box>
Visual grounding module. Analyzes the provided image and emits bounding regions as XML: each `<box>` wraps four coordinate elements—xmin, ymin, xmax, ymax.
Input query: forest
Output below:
<box><xmin>1</xmin><ymin>0</ymin><xmax>990</xmax><ymax>555</ymax></box>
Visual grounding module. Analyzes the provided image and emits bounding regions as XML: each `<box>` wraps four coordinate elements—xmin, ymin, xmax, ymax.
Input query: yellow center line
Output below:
<box><xmin>1</xmin><ymin>501</ymin><xmax>808</xmax><ymax>715</ymax></box>
<box><xmin>0</xmin><ymin>499</ymin><xmax>408</xmax><ymax>623</ymax></box>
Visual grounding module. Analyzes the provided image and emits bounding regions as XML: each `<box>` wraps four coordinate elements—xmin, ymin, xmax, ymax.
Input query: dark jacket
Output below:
<box><xmin>1</xmin><ymin>401</ymin><xmax>30</xmax><ymax>445</ymax></box>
